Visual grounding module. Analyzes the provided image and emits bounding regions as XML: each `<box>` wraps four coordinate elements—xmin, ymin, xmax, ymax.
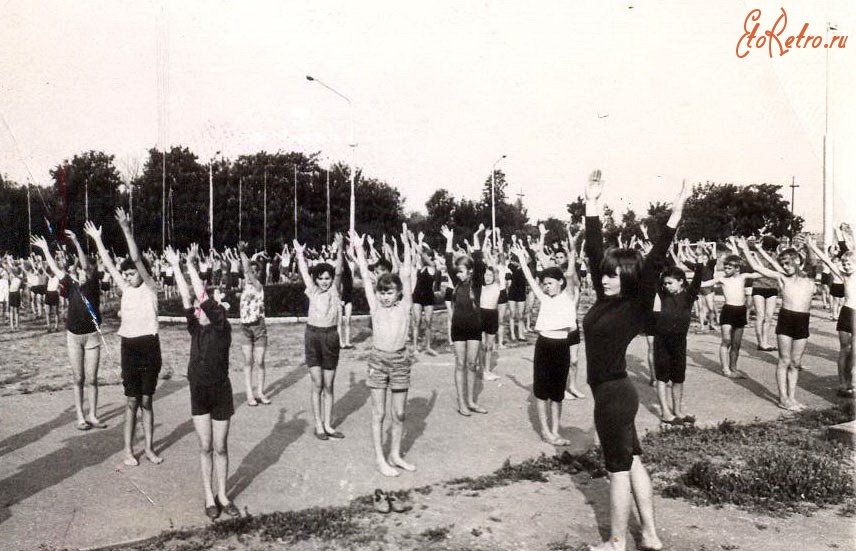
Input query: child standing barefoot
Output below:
<box><xmin>353</xmin><ymin>226</ymin><xmax>417</xmax><ymax>477</ymax></box>
<box><xmin>85</xmin><ymin>208</ymin><xmax>163</xmax><ymax>466</ymax></box>
<box><xmin>295</xmin><ymin>234</ymin><xmax>345</xmax><ymax>440</ymax></box>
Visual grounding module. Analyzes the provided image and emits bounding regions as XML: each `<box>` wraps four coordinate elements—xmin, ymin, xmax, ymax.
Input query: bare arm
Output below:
<box><xmin>115</xmin><ymin>207</ymin><xmax>157</xmax><ymax>290</ymax></box>
<box><xmin>293</xmin><ymin>240</ymin><xmax>316</xmax><ymax>292</ymax></box>
<box><xmin>164</xmin><ymin>246</ymin><xmax>192</xmax><ymax>309</ymax></box>
<box><xmin>350</xmin><ymin>230</ymin><xmax>377</xmax><ymax>312</ymax></box>
<box><xmin>30</xmin><ymin>235</ymin><xmax>66</xmax><ymax>280</ymax></box>
<box><xmin>82</xmin><ymin>221</ymin><xmax>128</xmax><ymax>291</ymax></box>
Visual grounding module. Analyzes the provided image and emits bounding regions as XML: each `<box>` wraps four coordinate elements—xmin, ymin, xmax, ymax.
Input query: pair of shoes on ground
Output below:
<box><xmin>373</xmin><ymin>489</ymin><xmax>412</xmax><ymax>514</ymax></box>
<box><xmin>314</xmin><ymin>427</ymin><xmax>345</xmax><ymax>440</ymax></box>
<box><xmin>205</xmin><ymin>496</ymin><xmax>240</xmax><ymax>520</ymax></box>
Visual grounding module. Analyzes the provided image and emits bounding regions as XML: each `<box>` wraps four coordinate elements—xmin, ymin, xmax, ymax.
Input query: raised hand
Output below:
<box><xmin>440</xmin><ymin>225</ymin><xmax>453</xmax><ymax>242</ymax></box>
<box><xmin>349</xmin><ymin>229</ymin><xmax>364</xmax><ymax>248</ymax></box>
<box><xmin>187</xmin><ymin>243</ymin><xmax>200</xmax><ymax>263</ymax></box>
<box><xmin>30</xmin><ymin>235</ymin><xmax>49</xmax><ymax>252</ymax></box>
<box><xmin>164</xmin><ymin>246</ymin><xmax>180</xmax><ymax>266</ymax></box>
<box><xmin>64</xmin><ymin>229</ymin><xmax>78</xmax><ymax>243</ymax></box>
<box><xmin>83</xmin><ymin>221</ymin><xmax>102</xmax><ymax>240</ymax></box>
<box><xmin>538</xmin><ymin>223</ymin><xmax>547</xmax><ymax>237</ymax></box>
<box><xmin>115</xmin><ymin>207</ymin><xmax>132</xmax><ymax>229</ymax></box>
<box><xmin>672</xmin><ymin>179</ymin><xmax>690</xmax><ymax>212</ymax></box>
<box><xmin>292</xmin><ymin>239</ymin><xmax>305</xmax><ymax>255</ymax></box>
<box><xmin>585</xmin><ymin>169</ymin><xmax>603</xmax><ymax>201</ymax></box>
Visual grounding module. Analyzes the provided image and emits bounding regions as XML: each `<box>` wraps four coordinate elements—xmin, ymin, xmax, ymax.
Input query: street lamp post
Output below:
<box><xmin>823</xmin><ymin>22</ymin><xmax>837</xmax><ymax>247</ymax></box>
<box><xmin>326</xmin><ymin>167</ymin><xmax>331</xmax><ymax>245</ymax></box>
<box><xmin>263</xmin><ymin>167</ymin><xmax>268</xmax><ymax>252</ymax></box>
<box><xmin>293</xmin><ymin>165</ymin><xmax>298</xmax><ymax>241</ymax></box>
<box><xmin>491</xmin><ymin>154</ymin><xmax>507</xmax><ymax>249</ymax></box>
<box><xmin>306</xmin><ymin>75</ymin><xmax>356</xmax><ymax>233</ymax></box>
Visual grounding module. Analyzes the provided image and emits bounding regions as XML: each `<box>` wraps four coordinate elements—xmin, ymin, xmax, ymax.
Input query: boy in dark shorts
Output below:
<box><xmin>85</xmin><ymin>208</ymin><xmax>163</xmax><ymax>465</ymax></box>
<box><xmin>739</xmin><ymin>237</ymin><xmax>816</xmax><ymax>410</ymax></box>
<box><xmin>165</xmin><ymin>244</ymin><xmax>240</xmax><ymax>520</ymax></box>
<box><xmin>702</xmin><ymin>250</ymin><xmax>761</xmax><ymax>378</ymax></box>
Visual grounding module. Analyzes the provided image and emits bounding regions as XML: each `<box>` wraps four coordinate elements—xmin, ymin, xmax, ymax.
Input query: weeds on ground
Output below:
<box><xmin>644</xmin><ymin>403</ymin><xmax>855</xmax><ymax>515</ymax></box>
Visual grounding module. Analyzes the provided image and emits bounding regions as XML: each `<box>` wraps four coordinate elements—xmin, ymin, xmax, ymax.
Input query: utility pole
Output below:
<box><xmin>789</xmin><ymin>176</ymin><xmax>799</xmax><ymax>214</ymax></box>
<box><xmin>263</xmin><ymin>168</ymin><xmax>268</xmax><ymax>252</ymax></box>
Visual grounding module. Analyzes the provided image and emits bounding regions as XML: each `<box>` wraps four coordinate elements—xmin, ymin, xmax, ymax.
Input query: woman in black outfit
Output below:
<box><xmin>582</xmin><ymin>169</ymin><xmax>687</xmax><ymax>551</ymax></box>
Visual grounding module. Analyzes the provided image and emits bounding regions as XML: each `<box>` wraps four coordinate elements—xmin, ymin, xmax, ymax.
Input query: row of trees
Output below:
<box><xmin>0</xmin><ymin>147</ymin><xmax>804</xmax><ymax>257</ymax></box>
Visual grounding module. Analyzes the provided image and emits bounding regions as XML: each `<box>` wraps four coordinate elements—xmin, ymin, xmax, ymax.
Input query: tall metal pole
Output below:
<box><xmin>326</xmin><ymin>168</ymin><xmax>331</xmax><ymax>244</ymax></box>
<box><xmin>790</xmin><ymin>176</ymin><xmax>799</xmax><ymax>214</ymax></box>
<box><xmin>162</xmin><ymin>150</ymin><xmax>166</xmax><ymax>251</ymax></box>
<box><xmin>209</xmin><ymin>152</ymin><xmax>219</xmax><ymax>252</ymax></box>
<box><xmin>27</xmin><ymin>184</ymin><xmax>32</xmax><ymax>254</ymax></box>
<box><xmin>823</xmin><ymin>23</ymin><xmax>836</xmax><ymax>247</ymax></box>
<box><xmin>491</xmin><ymin>155</ymin><xmax>507</xmax><ymax>249</ymax></box>
<box><xmin>238</xmin><ymin>176</ymin><xmax>242</xmax><ymax>243</ymax></box>
<box><xmin>85</xmin><ymin>179</ymin><xmax>89</xmax><ymax>222</ymax></box>
<box><xmin>129</xmin><ymin>184</ymin><xmax>134</xmax><ymax>234</ymax></box>
<box><xmin>263</xmin><ymin>168</ymin><xmax>268</xmax><ymax>252</ymax></box>
<box><xmin>293</xmin><ymin>165</ymin><xmax>298</xmax><ymax>241</ymax></box>
<box><xmin>306</xmin><ymin>75</ymin><xmax>356</xmax><ymax>233</ymax></box>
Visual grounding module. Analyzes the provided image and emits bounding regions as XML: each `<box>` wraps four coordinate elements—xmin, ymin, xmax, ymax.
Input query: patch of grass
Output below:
<box><xmin>645</xmin><ymin>404</ymin><xmax>855</xmax><ymax>515</ymax></box>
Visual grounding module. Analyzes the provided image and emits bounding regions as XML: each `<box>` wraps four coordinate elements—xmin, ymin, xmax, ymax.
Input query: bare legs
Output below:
<box><xmin>752</xmin><ymin>294</ymin><xmax>777</xmax><ymax>350</ymax></box>
<box><xmin>123</xmin><ymin>394</ymin><xmax>162</xmax><ymax>466</ymax></box>
<box><xmin>776</xmin><ymin>334</ymin><xmax>807</xmax><ymax>409</ymax></box>
<box><xmin>309</xmin><ymin>366</ymin><xmax>338</xmax><ymax>434</ymax></box>
<box><xmin>589</xmin><ymin>457</ymin><xmax>662</xmax><ymax>551</ymax></box>
<box><xmin>370</xmin><ymin>388</ymin><xmax>415</xmax><ymax>477</ymax></box>
<box><xmin>192</xmin><ymin>415</ymin><xmax>234</xmax><ymax>508</ymax></box>
<box><xmin>453</xmin><ymin>340</ymin><xmax>484</xmax><ymax>414</ymax></box>
<box><xmin>838</xmin><ymin>331</ymin><xmax>854</xmax><ymax>393</ymax></box>
<box><xmin>719</xmin><ymin>325</ymin><xmax>745</xmax><ymax>377</ymax></box>
<box><xmin>242</xmin><ymin>343</ymin><xmax>269</xmax><ymax>405</ymax></box>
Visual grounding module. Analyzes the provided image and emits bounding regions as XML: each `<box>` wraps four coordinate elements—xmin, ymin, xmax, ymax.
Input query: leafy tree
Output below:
<box><xmin>480</xmin><ymin>170</ymin><xmax>527</xmax><ymax>236</ymax></box>
<box><xmin>49</xmin><ymin>151</ymin><xmax>124</xmax><ymax>252</ymax></box>
<box><xmin>0</xmin><ymin>175</ymin><xmax>43</xmax><ymax>256</ymax></box>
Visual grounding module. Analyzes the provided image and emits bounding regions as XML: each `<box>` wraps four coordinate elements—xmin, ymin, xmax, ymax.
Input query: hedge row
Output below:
<box><xmin>158</xmin><ymin>281</ymin><xmax>444</xmax><ymax>318</ymax></box>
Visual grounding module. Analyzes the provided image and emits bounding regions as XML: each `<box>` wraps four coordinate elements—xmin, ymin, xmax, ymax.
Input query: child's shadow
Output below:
<box><xmin>400</xmin><ymin>390</ymin><xmax>438</xmax><ymax>456</ymax></box>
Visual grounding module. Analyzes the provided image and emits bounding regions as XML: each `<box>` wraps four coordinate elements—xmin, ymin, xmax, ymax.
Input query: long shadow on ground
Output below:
<box><xmin>686</xmin><ymin>349</ymin><xmax>780</xmax><ymax>406</ymax></box>
<box><xmin>0</xmin><ymin>379</ymin><xmax>187</xmax><ymax>526</ymax></box>
<box><xmin>227</xmin><ymin>408</ymin><xmax>307</xmax><ymax>499</ymax></box>
<box><xmin>400</xmin><ymin>389</ymin><xmax>438</xmax><ymax>456</ymax></box>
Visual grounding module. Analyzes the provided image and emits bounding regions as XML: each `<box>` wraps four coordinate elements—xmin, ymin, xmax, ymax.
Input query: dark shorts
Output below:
<box><xmin>533</xmin><ymin>335</ymin><xmax>570</xmax><ymax>402</ymax></box>
<box><xmin>163</xmin><ymin>276</ymin><xmax>175</xmax><ymax>286</ymax></box>
<box><xmin>32</xmin><ymin>284</ymin><xmax>47</xmax><ymax>296</ymax></box>
<box><xmin>720</xmin><ymin>304</ymin><xmax>747</xmax><ymax>328</ymax></box>
<box><xmin>498</xmin><ymin>289</ymin><xmax>508</xmax><ymax>305</ymax></box>
<box><xmin>775</xmin><ymin>308</ymin><xmax>810</xmax><ymax>340</ymax></box>
<box><xmin>242</xmin><ymin>319</ymin><xmax>268</xmax><ymax>346</ymax></box>
<box><xmin>592</xmin><ymin>377</ymin><xmax>642</xmax><ymax>473</ymax></box>
<box><xmin>121</xmin><ymin>335</ymin><xmax>162</xmax><ymax>397</ymax></box>
<box><xmin>831</xmin><ymin>283</ymin><xmax>846</xmax><ymax>298</ymax></box>
<box><xmin>568</xmin><ymin>328</ymin><xmax>581</xmax><ymax>346</ymax></box>
<box><xmin>480</xmin><ymin>308</ymin><xmax>499</xmax><ymax>335</ymax></box>
<box><xmin>752</xmin><ymin>287</ymin><xmax>777</xmax><ymax>299</ymax></box>
<box><xmin>100</xmin><ymin>282</ymin><xmax>111</xmax><ymax>291</ymax></box>
<box><xmin>305</xmin><ymin>325</ymin><xmax>340</xmax><ymax>370</ymax></box>
<box><xmin>190</xmin><ymin>380</ymin><xmax>234</xmax><ymax>420</ymax></box>
<box><xmin>508</xmin><ymin>286</ymin><xmax>527</xmax><ymax>303</ymax></box>
<box><xmin>654</xmin><ymin>333</ymin><xmax>687</xmax><ymax>384</ymax></box>
<box><xmin>9</xmin><ymin>291</ymin><xmax>21</xmax><ymax>308</ymax></box>
<box><xmin>451</xmin><ymin>313</ymin><xmax>482</xmax><ymax>342</ymax></box>
<box><xmin>45</xmin><ymin>291</ymin><xmax>60</xmax><ymax>306</ymax></box>
<box><xmin>443</xmin><ymin>287</ymin><xmax>454</xmax><ymax>303</ymax></box>
<box><xmin>202</xmin><ymin>270</ymin><xmax>212</xmax><ymax>283</ymax></box>
<box><xmin>413</xmin><ymin>291</ymin><xmax>435</xmax><ymax>308</ymax></box>
<box><xmin>821</xmin><ymin>272</ymin><xmax>832</xmax><ymax>286</ymax></box>
<box><xmin>341</xmin><ymin>286</ymin><xmax>354</xmax><ymax>305</ymax></box>
<box><xmin>838</xmin><ymin>306</ymin><xmax>854</xmax><ymax>334</ymax></box>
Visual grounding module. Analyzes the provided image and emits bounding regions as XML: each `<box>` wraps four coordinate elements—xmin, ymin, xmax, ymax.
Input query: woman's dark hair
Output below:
<box><xmin>659</xmin><ymin>266</ymin><xmax>687</xmax><ymax>287</ymax></box>
<box><xmin>311</xmin><ymin>262</ymin><xmax>335</xmax><ymax>280</ymax></box>
<box><xmin>600</xmin><ymin>247</ymin><xmax>643</xmax><ymax>298</ymax></box>
<box><xmin>538</xmin><ymin>266</ymin><xmax>567</xmax><ymax>290</ymax></box>
<box><xmin>376</xmin><ymin>273</ymin><xmax>403</xmax><ymax>295</ymax></box>
<box><xmin>454</xmin><ymin>256</ymin><xmax>474</xmax><ymax>271</ymax></box>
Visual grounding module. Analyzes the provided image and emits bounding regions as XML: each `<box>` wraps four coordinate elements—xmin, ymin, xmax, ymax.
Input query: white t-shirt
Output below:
<box><xmin>534</xmin><ymin>292</ymin><xmax>576</xmax><ymax>333</ymax></box>
<box><xmin>118</xmin><ymin>285</ymin><xmax>159</xmax><ymax>338</ymax></box>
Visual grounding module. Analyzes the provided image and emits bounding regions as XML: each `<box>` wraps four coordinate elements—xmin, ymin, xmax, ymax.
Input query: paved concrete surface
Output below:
<box><xmin>0</xmin><ymin>306</ymin><xmax>850</xmax><ymax>551</ymax></box>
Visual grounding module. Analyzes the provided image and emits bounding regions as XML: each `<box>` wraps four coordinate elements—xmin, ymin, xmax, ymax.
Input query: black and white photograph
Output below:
<box><xmin>0</xmin><ymin>1</ymin><xmax>854</xmax><ymax>550</ymax></box>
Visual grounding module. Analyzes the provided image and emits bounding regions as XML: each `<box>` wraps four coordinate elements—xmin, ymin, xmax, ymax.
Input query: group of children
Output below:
<box><xmin>14</xmin><ymin>193</ymin><xmax>854</xmax><ymax>524</ymax></box>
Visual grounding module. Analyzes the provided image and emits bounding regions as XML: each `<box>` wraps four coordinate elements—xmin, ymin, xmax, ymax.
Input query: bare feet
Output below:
<box><xmin>467</xmin><ymin>404</ymin><xmax>488</xmax><ymax>414</ymax></box>
<box><xmin>389</xmin><ymin>455</ymin><xmax>416</xmax><ymax>472</ymax></box>
<box><xmin>257</xmin><ymin>393</ymin><xmax>272</xmax><ymax>405</ymax></box>
<box><xmin>568</xmin><ymin>387</ymin><xmax>586</xmax><ymax>399</ymax></box>
<box><xmin>638</xmin><ymin>530</ymin><xmax>664</xmax><ymax>551</ymax></box>
<box><xmin>87</xmin><ymin>416</ymin><xmax>107</xmax><ymax>429</ymax></box>
<box><xmin>722</xmin><ymin>369</ymin><xmax>746</xmax><ymax>379</ymax></box>
<box><xmin>123</xmin><ymin>454</ymin><xmax>139</xmax><ymax>467</ymax></box>
<box><xmin>144</xmin><ymin>449</ymin><xmax>164</xmax><ymax>464</ymax></box>
<box><xmin>377</xmin><ymin>461</ymin><xmax>400</xmax><ymax>477</ymax></box>
<box><xmin>586</xmin><ymin>539</ymin><xmax>625</xmax><ymax>551</ymax></box>
<box><xmin>482</xmin><ymin>371</ymin><xmax>500</xmax><ymax>381</ymax></box>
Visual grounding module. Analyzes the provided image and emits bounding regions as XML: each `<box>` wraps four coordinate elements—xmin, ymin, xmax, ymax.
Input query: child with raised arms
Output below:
<box><xmin>510</xmin><ymin>241</ymin><xmax>577</xmax><ymax>446</ymax></box>
<box><xmin>352</xmin><ymin>225</ymin><xmax>417</xmax><ymax>477</ymax></box>
<box><xmin>295</xmin><ymin>233</ymin><xmax>345</xmax><ymax>440</ymax></box>
<box><xmin>164</xmin><ymin>244</ymin><xmax>240</xmax><ymax>520</ymax></box>
<box><xmin>85</xmin><ymin>208</ymin><xmax>163</xmax><ymax>465</ymax></box>
<box><xmin>737</xmin><ymin>236</ymin><xmax>816</xmax><ymax>410</ymax></box>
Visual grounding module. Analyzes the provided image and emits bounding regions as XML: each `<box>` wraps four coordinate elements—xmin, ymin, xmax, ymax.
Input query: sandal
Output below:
<box><xmin>75</xmin><ymin>421</ymin><xmax>91</xmax><ymax>431</ymax></box>
<box><xmin>215</xmin><ymin>496</ymin><xmax>240</xmax><ymax>517</ymax></box>
<box><xmin>257</xmin><ymin>396</ymin><xmax>272</xmax><ymax>405</ymax></box>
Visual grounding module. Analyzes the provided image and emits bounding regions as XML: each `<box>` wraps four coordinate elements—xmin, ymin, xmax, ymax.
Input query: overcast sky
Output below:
<box><xmin>1</xmin><ymin>0</ymin><xmax>853</xmax><ymax>232</ymax></box>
